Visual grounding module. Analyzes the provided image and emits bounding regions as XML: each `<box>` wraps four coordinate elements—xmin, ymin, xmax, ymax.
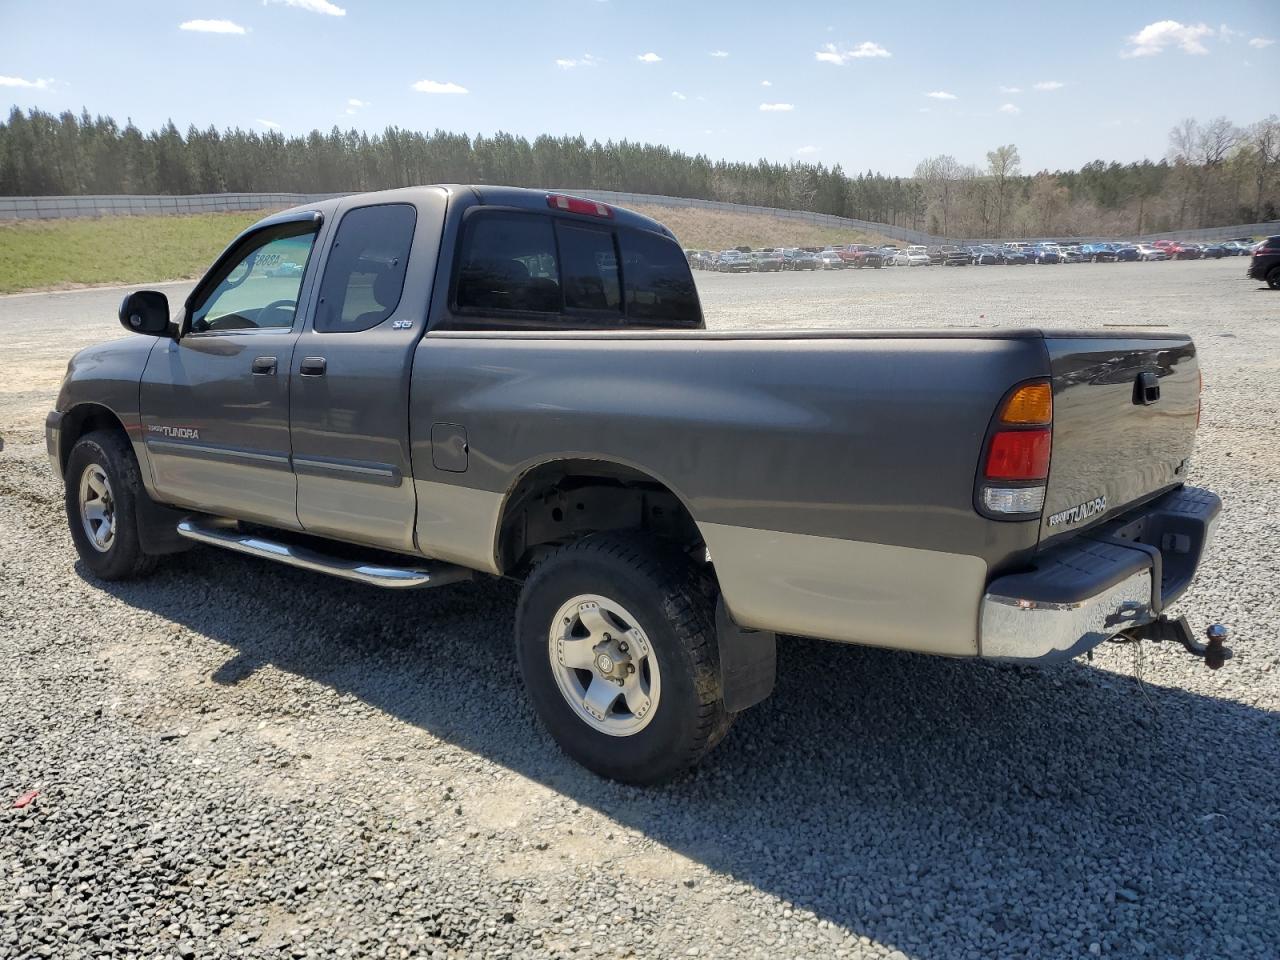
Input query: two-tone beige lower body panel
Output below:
<box><xmin>701</xmin><ymin>523</ymin><xmax>988</xmax><ymax>655</ymax></box>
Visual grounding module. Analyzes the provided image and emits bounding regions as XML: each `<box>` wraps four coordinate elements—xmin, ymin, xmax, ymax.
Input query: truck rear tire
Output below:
<box><xmin>1268</xmin><ymin>266</ymin><xmax>1280</xmax><ymax>290</ymax></box>
<box><xmin>65</xmin><ymin>430</ymin><xmax>159</xmax><ymax>581</ymax></box>
<box><xmin>515</xmin><ymin>533</ymin><xmax>732</xmax><ymax>784</ymax></box>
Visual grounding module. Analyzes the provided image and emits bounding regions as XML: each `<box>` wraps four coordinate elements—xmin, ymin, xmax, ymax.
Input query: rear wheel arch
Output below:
<box><xmin>494</xmin><ymin>457</ymin><xmax>706</xmax><ymax>577</ymax></box>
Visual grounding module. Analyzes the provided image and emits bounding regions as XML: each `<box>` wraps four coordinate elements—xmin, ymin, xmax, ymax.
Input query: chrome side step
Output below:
<box><xmin>175</xmin><ymin>520</ymin><xmax>473</xmax><ymax>590</ymax></box>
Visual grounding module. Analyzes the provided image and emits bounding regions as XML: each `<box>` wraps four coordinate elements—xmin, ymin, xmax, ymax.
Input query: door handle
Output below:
<box><xmin>300</xmin><ymin>357</ymin><xmax>327</xmax><ymax>377</ymax></box>
<box><xmin>251</xmin><ymin>356</ymin><xmax>278</xmax><ymax>376</ymax></box>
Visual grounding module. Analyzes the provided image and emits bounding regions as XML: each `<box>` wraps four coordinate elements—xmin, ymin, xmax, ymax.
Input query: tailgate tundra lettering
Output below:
<box><xmin>1048</xmin><ymin>496</ymin><xmax>1107</xmax><ymax>527</ymax></box>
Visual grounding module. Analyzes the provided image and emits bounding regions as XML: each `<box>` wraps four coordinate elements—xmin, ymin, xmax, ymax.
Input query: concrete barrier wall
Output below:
<box><xmin>2</xmin><ymin>190</ymin><xmax>1275</xmax><ymax>247</ymax></box>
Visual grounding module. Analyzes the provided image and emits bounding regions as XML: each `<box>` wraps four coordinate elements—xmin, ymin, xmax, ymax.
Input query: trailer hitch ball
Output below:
<box><xmin>1205</xmin><ymin>624</ymin><xmax>1229</xmax><ymax>671</ymax></box>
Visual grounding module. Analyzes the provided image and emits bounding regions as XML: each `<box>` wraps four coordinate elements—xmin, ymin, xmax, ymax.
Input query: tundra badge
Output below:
<box><xmin>1047</xmin><ymin>496</ymin><xmax>1107</xmax><ymax>527</ymax></box>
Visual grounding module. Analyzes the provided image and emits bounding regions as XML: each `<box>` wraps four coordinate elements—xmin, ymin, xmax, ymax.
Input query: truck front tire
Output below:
<box><xmin>515</xmin><ymin>533</ymin><xmax>733</xmax><ymax>784</ymax></box>
<box><xmin>65</xmin><ymin>430</ymin><xmax>159</xmax><ymax>581</ymax></box>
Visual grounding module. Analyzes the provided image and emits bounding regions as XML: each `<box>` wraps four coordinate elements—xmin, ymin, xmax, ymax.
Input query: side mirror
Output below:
<box><xmin>118</xmin><ymin>290</ymin><xmax>171</xmax><ymax>336</ymax></box>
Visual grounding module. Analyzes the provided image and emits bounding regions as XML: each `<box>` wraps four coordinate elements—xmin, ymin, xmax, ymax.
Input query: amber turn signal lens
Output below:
<box><xmin>1000</xmin><ymin>382</ymin><xmax>1053</xmax><ymax>425</ymax></box>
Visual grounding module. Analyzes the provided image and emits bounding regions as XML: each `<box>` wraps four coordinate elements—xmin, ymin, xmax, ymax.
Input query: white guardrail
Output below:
<box><xmin>0</xmin><ymin>190</ymin><xmax>1275</xmax><ymax>246</ymax></box>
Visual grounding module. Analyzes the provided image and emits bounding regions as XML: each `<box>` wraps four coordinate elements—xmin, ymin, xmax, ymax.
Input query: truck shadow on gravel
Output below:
<box><xmin>97</xmin><ymin>550</ymin><xmax>1280</xmax><ymax>959</ymax></box>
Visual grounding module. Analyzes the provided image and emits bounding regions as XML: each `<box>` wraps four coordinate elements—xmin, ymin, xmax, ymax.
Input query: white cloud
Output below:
<box><xmin>925</xmin><ymin>90</ymin><xmax>957</xmax><ymax>100</ymax></box>
<box><xmin>0</xmin><ymin>75</ymin><xmax>52</xmax><ymax>89</ymax></box>
<box><xmin>1123</xmin><ymin>20</ymin><xmax>1214</xmax><ymax>58</ymax></box>
<box><xmin>347</xmin><ymin>97</ymin><xmax>366</xmax><ymax>107</ymax></box>
<box><xmin>999</xmin><ymin>103</ymin><xmax>1021</xmax><ymax>115</ymax></box>
<box><xmin>1218</xmin><ymin>24</ymin><xmax>1241</xmax><ymax>43</ymax></box>
<box><xmin>671</xmin><ymin>91</ymin><xmax>686</xmax><ymax>100</ymax></box>
<box><xmin>636</xmin><ymin>52</ymin><xmax>662</xmax><ymax>63</ymax></box>
<box><xmin>761</xmin><ymin>80</ymin><xmax>772</xmax><ymax>87</ymax></box>
<box><xmin>709</xmin><ymin>50</ymin><xmax>729</xmax><ymax>58</ymax></box>
<box><xmin>794</xmin><ymin>145</ymin><xmax>820</xmax><ymax>155</ymax></box>
<box><xmin>815</xmin><ymin>41</ymin><xmax>891</xmax><ymax>65</ymax></box>
<box><xmin>265</xmin><ymin>0</ymin><xmax>345</xmax><ymax>13</ymax></box>
<box><xmin>1033</xmin><ymin>80</ymin><xmax>1065</xmax><ymax>90</ymax></box>
<box><xmin>849</xmin><ymin>41</ymin><xmax>891</xmax><ymax>58</ymax></box>
<box><xmin>815</xmin><ymin>43</ymin><xmax>843</xmax><ymax>65</ymax></box>
<box><xmin>1249</xmin><ymin>36</ymin><xmax>1275</xmax><ymax>49</ymax></box>
<box><xmin>759</xmin><ymin>102</ymin><xmax>794</xmax><ymax>112</ymax></box>
<box><xmin>412</xmin><ymin>79</ymin><xmax>468</xmax><ymax>94</ymax></box>
<box><xmin>555</xmin><ymin>53</ymin><xmax>600</xmax><ymax>69</ymax></box>
<box><xmin>999</xmin><ymin>85</ymin><xmax>1022</xmax><ymax>93</ymax></box>
<box><xmin>256</xmin><ymin>119</ymin><xmax>282</xmax><ymax>130</ymax></box>
<box><xmin>179</xmin><ymin>19</ymin><xmax>247</xmax><ymax>34</ymax></box>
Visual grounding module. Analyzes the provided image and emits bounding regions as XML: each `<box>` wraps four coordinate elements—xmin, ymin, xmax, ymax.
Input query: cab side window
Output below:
<box><xmin>315</xmin><ymin>203</ymin><xmax>417</xmax><ymax>333</ymax></box>
<box><xmin>190</xmin><ymin>226</ymin><xmax>317</xmax><ymax>333</ymax></box>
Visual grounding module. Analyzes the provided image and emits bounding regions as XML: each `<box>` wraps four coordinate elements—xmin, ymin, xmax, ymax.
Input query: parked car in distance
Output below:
<box><xmin>1136</xmin><ymin>244</ymin><xmax>1169</xmax><ymax>262</ymax></box>
<box><xmin>816</xmin><ymin>250</ymin><xmax>846</xmax><ymax>270</ymax></box>
<box><xmin>940</xmin><ymin>245</ymin><xmax>970</xmax><ymax>266</ymax></box>
<box><xmin>971</xmin><ymin>245</ymin><xmax>1004</xmax><ymax>265</ymax></box>
<box><xmin>842</xmin><ymin>244</ymin><xmax>885</xmax><ymax>269</ymax></box>
<box><xmin>1033</xmin><ymin>244</ymin><xmax>1061</xmax><ymax>265</ymax></box>
<box><xmin>754</xmin><ymin>250</ymin><xmax>785</xmax><ymax>272</ymax></box>
<box><xmin>716</xmin><ymin>250</ymin><xmax>753</xmax><ymax>273</ymax></box>
<box><xmin>892</xmin><ymin>246</ymin><xmax>931</xmax><ymax>267</ymax></box>
<box><xmin>1248</xmin><ymin>235</ymin><xmax>1280</xmax><ymax>289</ymax></box>
<box><xmin>1113</xmin><ymin>244</ymin><xmax>1141</xmax><ymax>263</ymax></box>
<box><xmin>1220</xmin><ymin>241</ymin><xmax>1251</xmax><ymax>256</ymax></box>
<box><xmin>1199</xmin><ymin>242</ymin><xmax>1228</xmax><ymax>259</ymax></box>
<box><xmin>783</xmin><ymin>248</ymin><xmax>819</xmax><ymax>271</ymax></box>
<box><xmin>1082</xmin><ymin>243</ymin><xmax>1117</xmax><ymax>263</ymax></box>
<box><xmin>1059</xmin><ymin>245</ymin><xmax>1086</xmax><ymax>264</ymax></box>
<box><xmin>1168</xmin><ymin>241</ymin><xmax>1202</xmax><ymax>260</ymax></box>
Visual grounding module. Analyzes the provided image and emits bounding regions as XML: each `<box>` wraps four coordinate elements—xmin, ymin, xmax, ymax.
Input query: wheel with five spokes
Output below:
<box><xmin>516</xmin><ymin>533</ymin><xmax>732</xmax><ymax>784</ymax></box>
<box><xmin>65</xmin><ymin>430</ymin><xmax>158</xmax><ymax>580</ymax></box>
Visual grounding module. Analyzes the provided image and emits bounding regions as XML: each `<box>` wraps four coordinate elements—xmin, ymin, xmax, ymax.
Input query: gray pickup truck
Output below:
<box><xmin>48</xmin><ymin>186</ymin><xmax>1228</xmax><ymax>783</ymax></box>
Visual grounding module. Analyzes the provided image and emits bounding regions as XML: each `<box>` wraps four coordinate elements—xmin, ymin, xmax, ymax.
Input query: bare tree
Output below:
<box><xmin>914</xmin><ymin>154</ymin><xmax>962</xmax><ymax>236</ymax></box>
<box><xmin>1245</xmin><ymin>115</ymin><xmax>1280</xmax><ymax>221</ymax></box>
<box><xmin>986</xmin><ymin>144</ymin><xmax>1020</xmax><ymax>237</ymax></box>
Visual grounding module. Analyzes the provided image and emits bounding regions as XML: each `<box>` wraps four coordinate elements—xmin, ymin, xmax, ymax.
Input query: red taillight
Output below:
<box><xmin>546</xmin><ymin>193</ymin><xmax>614</xmax><ymax>218</ymax></box>
<box><xmin>985</xmin><ymin>428</ymin><xmax>1052</xmax><ymax>480</ymax></box>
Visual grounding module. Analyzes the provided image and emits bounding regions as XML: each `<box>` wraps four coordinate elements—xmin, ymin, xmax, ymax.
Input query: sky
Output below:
<box><xmin>1</xmin><ymin>1</ymin><xmax>1277</xmax><ymax>177</ymax></box>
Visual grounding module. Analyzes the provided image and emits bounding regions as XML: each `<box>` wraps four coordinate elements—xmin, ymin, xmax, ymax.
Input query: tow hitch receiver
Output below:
<box><xmin>1125</xmin><ymin>616</ymin><xmax>1233</xmax><ymax>669</ymax></box>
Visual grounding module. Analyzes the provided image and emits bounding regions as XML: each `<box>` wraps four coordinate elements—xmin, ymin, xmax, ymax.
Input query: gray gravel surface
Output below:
<box><xmin>1</xmin><ymin>258</ymin><xmax>1277</xmax><ymax>959</ymax></box>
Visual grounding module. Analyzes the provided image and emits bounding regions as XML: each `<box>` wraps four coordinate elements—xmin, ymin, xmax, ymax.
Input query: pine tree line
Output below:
<box><xmin>1</xmin><ymin>107</ymin><xmax>1276</xmax><ymax>236</ymax></box>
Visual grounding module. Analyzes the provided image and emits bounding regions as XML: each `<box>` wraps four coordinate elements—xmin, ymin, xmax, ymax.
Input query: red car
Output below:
<box><xmin>839</xmin><ymin>244</ymin><xmax>885</xmax><ymax>269</ymax></box>
<box><xmin>1166</xmin><ymin>241</ymin><xmax>1202</xmax><ymax>260</ymax></box>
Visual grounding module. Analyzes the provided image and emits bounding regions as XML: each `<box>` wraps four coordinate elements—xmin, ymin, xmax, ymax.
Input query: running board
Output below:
<box><xmin>175</xmin><ymin>520</ymin><xmax>472</xmax><ymax>590</ymax></box>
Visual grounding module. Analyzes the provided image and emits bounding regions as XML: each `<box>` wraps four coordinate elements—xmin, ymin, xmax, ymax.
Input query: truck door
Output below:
<box><xmin>288</xmin><ymin>198</ymin><xmax>435</xmax><ymax>553</ymax></box>
<box><xmin>139</xmin><ymin>213</ymin><xmax>323</xmax><ymax>528</ymax></box>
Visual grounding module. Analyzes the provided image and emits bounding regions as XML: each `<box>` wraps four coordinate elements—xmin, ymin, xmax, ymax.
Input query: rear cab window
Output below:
<box><xmin>450</xmin><ymin>208</ymin><xmax>701</xmax><ymax>329</ymax></box>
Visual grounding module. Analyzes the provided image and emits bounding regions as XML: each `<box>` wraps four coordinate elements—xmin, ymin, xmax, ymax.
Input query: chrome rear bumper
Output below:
<box><xmin>979</xmin><ymin>485</ymin><xmax>1220</xmax><ymax>664</ymax></box>
<box><xmin>981</xmin><ymin>569</ymin><xmax>1154</xmax><ymax>662</ymax></box>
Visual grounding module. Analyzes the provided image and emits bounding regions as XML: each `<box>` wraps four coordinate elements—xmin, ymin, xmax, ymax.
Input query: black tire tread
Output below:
<box><xmin>66</xmin><ymin>429</ymin><xmax>159</xmax><ymax>580</ymax></box>
<box><xmin>519</xmin><ymin>532</ymin><xmax>732</xmax><ymax>781</ymax></box>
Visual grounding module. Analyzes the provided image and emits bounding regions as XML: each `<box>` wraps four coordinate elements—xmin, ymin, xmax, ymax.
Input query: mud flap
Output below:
<box><xmin>716</xmin><ymin>596</ymin><xmax>776</xmax><ymax>713</ymax></box>
<box><xmin>135</xmin><ymin>496</ymin><xmax>193</xmax><ymax>555</ymax></box>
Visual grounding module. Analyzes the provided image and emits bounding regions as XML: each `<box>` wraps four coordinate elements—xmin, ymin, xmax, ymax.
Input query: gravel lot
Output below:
<box><xmin>1</xmin><ymin>258</ymin><xmax>1277</xmax><ymax>960</ymax></box>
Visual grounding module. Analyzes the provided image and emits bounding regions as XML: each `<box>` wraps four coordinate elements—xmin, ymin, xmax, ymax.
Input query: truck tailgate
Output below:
<box><xmin>1040</xmin><ymin>334</ymin><xmax>1199</xmax><ymax>545</ymax></box>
